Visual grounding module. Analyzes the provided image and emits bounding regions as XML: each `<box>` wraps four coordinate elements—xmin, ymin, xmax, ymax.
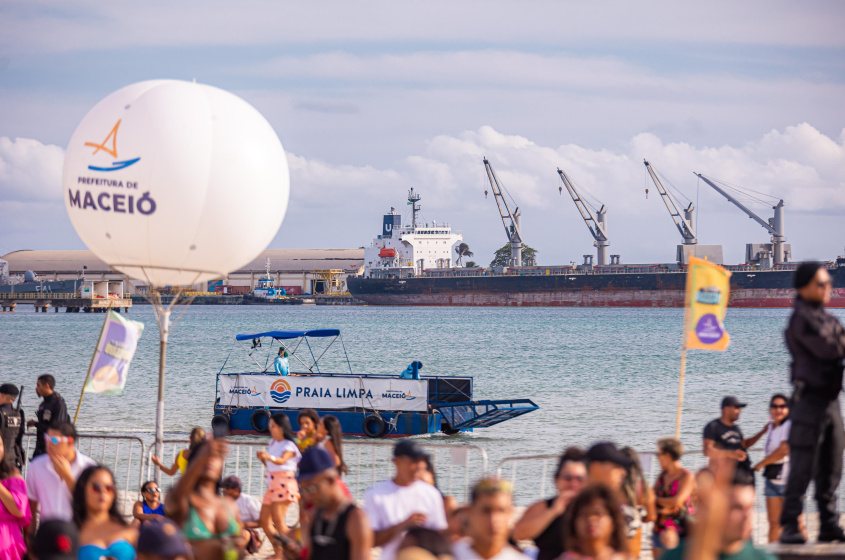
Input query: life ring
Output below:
<box><xmin>250</xmin><ymin>409</ymin><xmax>272</xmax><ymax>434</ymax></box>
<box><xmin>362</xmin><ymin>414</ymin><xmax>387</xmax><ymax>438</ymax></box>
<box><xmin>211</xmin><ymin>414</ymin><xmax>230</xmax><ymax>436</ymax></box>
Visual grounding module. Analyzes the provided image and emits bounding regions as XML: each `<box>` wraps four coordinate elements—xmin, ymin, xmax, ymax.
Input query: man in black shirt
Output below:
<box><xmin>27</xmin><ymin>374</ymin><xmax>70</xmax><ymax>458</ymax></box>
<box><xmin>703</xmin><ymin>396</ymin><xmax>767</xmax><ymax>471</ymax></box>
<box><xmin>780</xmin><ymin>263</ymin><xmax>845</xmax><ymax>544</ymax></box>
<box><xmin>0</xmin><ymin>384</ymin><xmax>24</xmax><ymax>469</ymax></box>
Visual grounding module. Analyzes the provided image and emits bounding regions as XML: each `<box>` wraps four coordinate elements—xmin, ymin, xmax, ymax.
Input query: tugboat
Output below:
<box><xmin>252</xmin><ymin>258</ymin><xmax>286</xmax><ymax>299</ymax></box>
<box><xmin>212</xmin><ymin>329</ymin><xmax>539</xmax><ymax>437</ymax></box>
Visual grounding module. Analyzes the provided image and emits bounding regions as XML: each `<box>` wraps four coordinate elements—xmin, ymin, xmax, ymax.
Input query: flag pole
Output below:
<box><xmin>74</xmin><ymin>310</ymin><xmax>111</xmax><ymax>425</ymax></box>
<box><xmin>675</xmin><ymin>270</ymin><xmax>693</xmax><ymax>439</ymax></box>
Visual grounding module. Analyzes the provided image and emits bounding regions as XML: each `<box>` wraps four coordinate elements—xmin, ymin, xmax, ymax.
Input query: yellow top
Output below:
<box><xmin>177</xmin><ymin>449</ymin><xmax>189</xmax><ymax>474</ymax></box>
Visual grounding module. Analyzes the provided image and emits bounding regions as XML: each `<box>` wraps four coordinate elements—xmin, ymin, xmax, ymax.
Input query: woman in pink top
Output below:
<box><xmin>0</xmin><ymin>438</ymin><xmax>31</xmax><ymax>560</ymax></box>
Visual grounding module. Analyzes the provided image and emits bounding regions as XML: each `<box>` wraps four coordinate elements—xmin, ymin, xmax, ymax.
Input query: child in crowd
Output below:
<box><xmin>258</xmin><ymin>413</ymin><xmax>302</xmax><ymax>560</ymax></box>
<box><xmin>296</xmin><ymin>409</ymin><xmax>320</xmax><ymax>453</ymax></box>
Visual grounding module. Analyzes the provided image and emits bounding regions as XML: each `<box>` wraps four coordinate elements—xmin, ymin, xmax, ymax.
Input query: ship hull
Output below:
<box><xmin>348</xmin><ymin>267</ymin><xmax>845</xmax><ymax>308</ymax></box>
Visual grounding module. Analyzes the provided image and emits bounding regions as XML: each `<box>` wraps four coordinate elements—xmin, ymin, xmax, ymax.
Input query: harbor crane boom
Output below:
<box><xmin>643</xmin><ymin>160</ymin><xmax>697</xmax><ymax>245</ymax></box>
<box><xmin>483</xmin><ymin>158</ymin><xmax>524</xmax><ymax>267</ymax></box>
<box><xmin>556</xmin><ymin>167</ymin><xmax>609</xmax><ymax>265</ymax></box>
<box><xmin>694</xmin><ymin>172</ymin><xmax>786</xmax><ymax>264</ymax></box>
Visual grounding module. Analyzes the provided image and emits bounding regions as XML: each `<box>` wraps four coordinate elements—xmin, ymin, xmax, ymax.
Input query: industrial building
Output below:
<box><xmin>1</xmin><ymin>249</ymin><xmax>364</xmax><ymax>295</ymax></box>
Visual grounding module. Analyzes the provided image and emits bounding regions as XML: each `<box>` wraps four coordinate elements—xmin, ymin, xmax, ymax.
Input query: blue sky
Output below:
<box><xmin>2</xmin><ymin>1</ymin><xmax>845</xmax><ymax>265</ymax></box>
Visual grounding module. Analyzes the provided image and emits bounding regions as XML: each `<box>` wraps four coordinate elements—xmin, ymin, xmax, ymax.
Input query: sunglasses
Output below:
<box><xmin>44</xmin><ymin>435</ymin><xmax>73</xmax><ymax>445</ymax></box>
<box><xmin>91</xmin><ymin>482</ymin><xmax>115</xmax><ymax>494</ymax></box>
<box><xmin>558</xmin><ymin>474</ymin><xmax>586</xmax><ymax>483</ymax></box>
<box><xmin>771</xmin><ymin>404</ymin><xmax>788</xmax><ymax>409</ymax></box>
<box><xmin>144</xmin><ymin>487</ymin><xmax>161</xmax><ymax>494</ymax></box>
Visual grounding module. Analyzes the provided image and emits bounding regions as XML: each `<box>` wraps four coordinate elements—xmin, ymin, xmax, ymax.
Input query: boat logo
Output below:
<box><xmin>381</xmin><ymin>390</ymin><xmax>416</xmax><ymax>401</ymax></box>
<box><xmin>229</xmin><ymin>385</ymin><xmax>261</xmax><ymax>397</ymax></box>
<box><xmin>271</xmin><ymin>379</ymin><xmax>291</xmax><ymax>404</ymax></box>
<box><xmin>85</xmin><ymin>120</ymin><xmax>141</xmax><ymax>172</ymax></box>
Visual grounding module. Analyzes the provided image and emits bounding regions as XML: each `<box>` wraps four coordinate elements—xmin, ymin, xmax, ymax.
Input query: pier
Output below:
<box><xmin>0</xmin><ymin>292</ymin><xmax>132</xmax><ymax>312</ymax></box>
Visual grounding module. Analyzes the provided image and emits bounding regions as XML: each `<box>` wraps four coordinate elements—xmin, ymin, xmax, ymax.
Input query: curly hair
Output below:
<box><xmin>561</xmin><ymin>483</ymin><xmax>628</xmax><ymax>554</ymax></box>
<box><xmin>72</xmin><ymin>465</ymin><xmax>126</xmax><ymax>528</ymax></box>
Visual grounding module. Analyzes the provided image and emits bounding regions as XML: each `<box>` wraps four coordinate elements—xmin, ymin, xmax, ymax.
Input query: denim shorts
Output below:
<box><xmin>765</xmin><ymin>479</ymin><xmax>786</xmax><ymax>498</ymax></box>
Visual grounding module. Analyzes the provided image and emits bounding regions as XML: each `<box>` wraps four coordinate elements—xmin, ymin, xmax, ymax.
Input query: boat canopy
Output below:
<box><xmin>235</xmin><ymin>329</ymin><xmax>341</xmax><ymax>341</ymax></box>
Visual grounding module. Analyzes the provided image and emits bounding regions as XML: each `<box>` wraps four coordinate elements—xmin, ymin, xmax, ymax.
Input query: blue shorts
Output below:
<box><xmin>764</xmin><ymin>479</ymin><xmax>786</xmax><ymax>498</ymax></box>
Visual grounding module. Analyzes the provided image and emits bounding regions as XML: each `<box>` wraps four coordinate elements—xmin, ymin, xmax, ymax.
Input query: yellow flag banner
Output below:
<box><xmin>685</xmin><ymin>256</ymin><xmax>732</xmax><ymax>351</ymax></box>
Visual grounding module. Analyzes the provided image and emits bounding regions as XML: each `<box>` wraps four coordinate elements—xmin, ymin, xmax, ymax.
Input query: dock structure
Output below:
<box><xmin>0</xmin><ymin>292</ymin><xmax>131</xmax><ymax>313</ymax></box>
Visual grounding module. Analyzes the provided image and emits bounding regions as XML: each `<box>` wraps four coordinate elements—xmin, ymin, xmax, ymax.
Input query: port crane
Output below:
<box><xmin>694</xmin><ymin>173</ymin><xmax>787</xmax><ymax>264</ymax></box>
<box><xmin>483</xmin><ymin>158</ymin><xmax>524</xmax><ymax>267</ymax></box>
<box><xmin>556</xmin><ymin>167</ymin><xmax>609</xmax><ymax>266</ymax></box>
<box><xmin>643</xmin><ymin>160</ymin><xmax>697</xmax><ymax>246</ymax></box>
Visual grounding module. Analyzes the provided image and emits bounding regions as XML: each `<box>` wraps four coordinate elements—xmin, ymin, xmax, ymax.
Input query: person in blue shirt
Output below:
<box><xmin>274</xmin><ymin>348</ymin><xmax>290</xmax><ymax>376</ymax></box>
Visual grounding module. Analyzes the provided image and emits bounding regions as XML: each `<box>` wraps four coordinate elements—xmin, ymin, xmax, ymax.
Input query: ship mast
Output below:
<box><xmin>644</xmin><ymin>160</ymin><xmax>697</xmax><ymax>245</ymax></box>
<box><xmin>483</xmin><ymin>158</ymin><xmax>524</xmax><ymax>267</ymax></box>
<box><xmin>408</xmin><ymin>188</ymin><xmax>421</xmax><ymax>229</ymax></box>
<box><xmin>694</xmin><ymin>172</ymin><xmax>786</xmax><ymax>264</ymax></box>
<box><xmin>556</xmin><ymin>167</ymin><xmax>609</xmax><ymax>266</ymax></box>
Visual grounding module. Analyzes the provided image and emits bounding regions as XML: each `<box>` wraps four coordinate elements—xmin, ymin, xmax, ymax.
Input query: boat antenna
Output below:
<box><xmin>408</xmin><ymin>188</ymin><xmax>421</xmax><ymax>228</ymax></box>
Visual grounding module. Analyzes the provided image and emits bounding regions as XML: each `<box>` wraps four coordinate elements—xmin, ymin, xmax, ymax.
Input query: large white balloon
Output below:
<box><xmin>63</xmin><ymin>80</ymin><xmax>289</xmax><ymax>287</ymax></box>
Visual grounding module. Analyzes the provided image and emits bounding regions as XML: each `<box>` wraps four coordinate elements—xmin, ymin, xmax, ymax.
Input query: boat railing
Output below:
<box><xmin>147</xmin><ymin>438</ymin><xmax>488</xmax><ymax>504</ymax></box>
<box><xmin>497</xmin><ymin>448</ymin><xmax>833</xmax><ymax>544</ymax></box>
<box><xmin>22</xmin><ymin>432</ymin><xmax>147</xmax><ymax>517</ymax></box>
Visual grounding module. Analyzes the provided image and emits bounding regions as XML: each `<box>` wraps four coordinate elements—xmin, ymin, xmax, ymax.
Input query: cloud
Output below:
<box><xmin>0</xmin><ymin>137</ymin><xmax>64</xmax><ymax>203</ymax></box>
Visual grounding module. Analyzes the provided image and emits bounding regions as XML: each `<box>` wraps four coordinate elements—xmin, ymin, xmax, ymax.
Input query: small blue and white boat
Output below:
<box><xmin>213</xmin><ymin>328</ymin><xmax>538</xmax><ymax>437</ymax></box>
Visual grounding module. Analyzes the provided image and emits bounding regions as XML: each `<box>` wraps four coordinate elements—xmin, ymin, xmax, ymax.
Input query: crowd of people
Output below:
<box><xmin>0</xmin><ymin>262</ymin><xmax>841</xmax><ymax>560</ymax></box>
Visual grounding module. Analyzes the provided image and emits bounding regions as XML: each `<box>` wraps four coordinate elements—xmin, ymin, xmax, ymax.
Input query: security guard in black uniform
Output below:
<box><xmin>0</xmin><ymin>384</ymin><xmax>24</xmax><ymax>470</ymax></box>
<box><xmin>27</xmin><ymin>374</ymin><xmax>69</xmax><ymax>459</ymax></box>
<box><xmin>780</xmin><ymin>262</ymin><xmax>845</xmax><ymax>544</ymax></box>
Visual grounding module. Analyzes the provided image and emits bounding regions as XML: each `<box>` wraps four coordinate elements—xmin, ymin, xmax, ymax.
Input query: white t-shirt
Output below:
<box><xmin>26</xmin><ymin>450</ymin><xmax>97</xmax><ymax>521</ymax></box>
<box><xmin>452</xmin><ymin>539</ymin><xmax>530</xmax><ymax>560</ymax></box>
<box><xmin>363</xmin><ymin>479</ymin><xmax>447</xmax><ymax>560</ymax></box>
<box><xmin>235</xmin><ymin>493</ymin><xmax>262</xmax><ymax>523</ymax></box>
<box><xmin>267</xmin><ymin>439</ymin><xmax>301</xmax><ymax>472</ymax></box>
<box><xmin>764</xmin><ymin>419</ymin><xmax>791</xmax><ymax>484</ymax></box>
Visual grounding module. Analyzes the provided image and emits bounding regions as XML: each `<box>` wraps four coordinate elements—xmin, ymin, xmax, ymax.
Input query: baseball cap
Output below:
<box><xmin>585</xmin><ymin>442</ymin><xmax>632</xmax><ymax>468</ymax></box>
<box><xmin>394</xmin><ymin>439</ymin><xmax>429</xmax><ymax>460</ymax></box>
<box><xmin>137</xmin><ymin>520</ymin><xmax>190</xmax><ymax>558</ymax></box>
<box><xmin>298</xmin><ymin>446</ymin><xmax>337</xmax><ymax>481</ymax></box>
<box><xmin>32</xmin><ymin>520</ymin><xmax>78</xmax><ymax>560</ymax></box>
<box><xmin>221</xmin><ymin>475</ymin><xmax>241</xmax><ymax>491</ymax></box>
<box><xmin>721</xmin><ymin>396</ymin><xmax>747</xmax><ymax>409</ymax></box>
<box><xmin>0</xmin><ymin>384</ymin><xmax>18</xmax><ymax>397</ymax></box>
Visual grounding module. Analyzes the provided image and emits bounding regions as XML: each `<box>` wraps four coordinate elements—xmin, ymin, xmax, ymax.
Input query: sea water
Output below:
<box><xmin>2</xmin><ymin>305</ymin><xmax>843</xmax><ymax>470</ymax></box>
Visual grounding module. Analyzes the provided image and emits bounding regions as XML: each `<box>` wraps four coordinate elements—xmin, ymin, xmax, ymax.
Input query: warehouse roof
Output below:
<box><xmin>1</xmin><ymin>249</ymin><xmax>364</xmax><ymax>274</ymax></box>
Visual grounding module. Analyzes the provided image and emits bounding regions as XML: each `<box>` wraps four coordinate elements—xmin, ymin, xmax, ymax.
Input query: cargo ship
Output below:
<box><xmin>347</xmin><ymin>160</ymin><xmax>845</xmax><ymax>308</ymax></box>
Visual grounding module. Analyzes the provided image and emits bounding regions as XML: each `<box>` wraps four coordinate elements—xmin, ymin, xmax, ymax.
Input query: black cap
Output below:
<box><xmin>721</xmin><ymin>396</ymin><xmax>747</xmax><ymax>409</ymax></box>
<box><xmin>298</xmin><ymin>447</ymin><xmax>337</xmax><ymax>481</ymax></box>
<box><xmin>137</xmin><ymin>520</ymin><xmax>191</xmax><ymax>557</ymax></box>
<box><xmin>221</xmin><ymin>475</ymin><xmax>241</xmax><ymax>491</ymax></box>
<box><xmin>32</xmin><ymin>520</ymin><xmax>78</xmax><ymax>560</ymax></box>
<box><xmin>393</xmin><ymin>439</ymin><xmax>429</xmax><ymax>460</ymax></box>
<box><xmin>794</xmin><ymin>262</ymin><xmax>824</xmax><ymax>289</ymax></box>
<box><xmin>585</xmin><ymin>441</ymin><xmax>632</xmax><ymax>468</ymax></box>
<box><xmin>0</xmin><ymin>384</ymin><xmax>18</xmax><ymax>397</ymax></box>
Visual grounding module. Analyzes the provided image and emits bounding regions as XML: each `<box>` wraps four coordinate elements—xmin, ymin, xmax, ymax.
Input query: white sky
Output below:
<box><xmin>1</xmin><ymin>1</ymin><xmax>844</xmax><ymax>265</ymax></box>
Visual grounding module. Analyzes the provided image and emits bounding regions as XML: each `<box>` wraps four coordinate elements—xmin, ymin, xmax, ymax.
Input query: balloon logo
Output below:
<box><xmin>63</xmin><ymin>80</ymin><xmax>290</xmax><ymax>287</ymax></box>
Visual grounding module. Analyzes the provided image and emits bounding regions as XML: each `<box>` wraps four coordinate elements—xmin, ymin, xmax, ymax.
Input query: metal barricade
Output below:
<box><xmin>22</xmin><ymin>432</ymin><xmax>147</xmax><ymax>516</ymax></box>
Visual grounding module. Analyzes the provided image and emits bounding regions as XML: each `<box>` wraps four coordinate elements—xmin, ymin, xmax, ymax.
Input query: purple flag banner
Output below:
<box><xmin>84</xmin><ymin>310</ymin><xmax>144</xmax><ymax>395</ymax></box>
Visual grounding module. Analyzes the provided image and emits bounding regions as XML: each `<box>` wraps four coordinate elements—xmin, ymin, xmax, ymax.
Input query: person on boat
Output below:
<box><xmin>166</xmin><ymin>438</ymin><xmax>245</xmax><ymax>559</ymax></box>
<box><xmin>452</xmin><ymin>477</ymin><xmax>528</xmax><ymax>560</ymax></box>
<box><xmin>73</xmin><ymin>465</ymin><xmax>138</xmax><ymax>560</ymax></box>
<box><xmin>753</xmin><ymin>393</ymin><xmax>804</xmax><ymax>543</ymax></box>
<box><xmin>0</xmin><ymin>435</ymin><xmax>30</xmax><ymax>560</ymax></box>
<box><xmin>652</xmin><ymin>438</ymin><xmax>695</xmax><ymax>559</ymax></box>
<box><xmin>287</xmin><ymin>447</ymin><xmax>373</xmax><ymax>560</ymax></box>
<box><xmin>362</xmin><ymin>440</ymin><xmax>447</xmax><ymax>560</ymax></box>
<box><xmin>257</xmin><ymin>413</ymin><xmax>301</xmax><ymax>560</ymax></box>
<box><xmin>297</xmin><ymin>409</ymin><xmax>320</xmax><ymax>453</ymax></box>
<box><xmin>512</xmin><ymin>447</ymin><xmax>587</xmax><ymax>560</ymax></box>
<box><xmin>559</xmin><ymin>484</ymin><xmax>630</xmax><ymax>560</ymax></box>
<box><xmin>620</xmin><ymin>447</ymin><xmax>656</xmax><ymax>559</ymax></box>
<box><xmin>274</xmin><ymin>348</ymin><xmax>290</xmax><ymax>376</ymax></box>
<box><xmin>151</xmin><ymin>427</ymin><xmax>205</xmax><ymax>477</ymax></box>
<box><xmin>132</xmin><ymin>480</ymin><xmax>166</xmax><ymax>526</ymax></box>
